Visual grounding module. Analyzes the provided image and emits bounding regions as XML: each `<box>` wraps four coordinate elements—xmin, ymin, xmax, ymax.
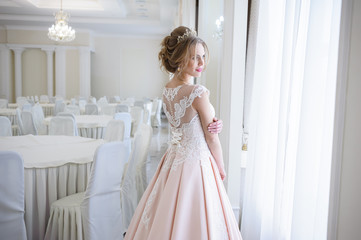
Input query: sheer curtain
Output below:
<box><xmin>241</xmin><ymin>0</ymin><xmax>342</xmax><ymax>239</ymax></box>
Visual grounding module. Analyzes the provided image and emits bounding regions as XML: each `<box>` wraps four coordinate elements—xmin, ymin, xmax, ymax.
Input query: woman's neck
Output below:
<box><xmin>173</xmin><ymin>73</ymin><xmax>193</xmax><ymax>85</ymax></box>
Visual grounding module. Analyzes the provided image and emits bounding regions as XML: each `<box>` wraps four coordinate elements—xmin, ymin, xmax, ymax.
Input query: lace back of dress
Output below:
<box><xmin>162</xmin><ymin>85</ymin><xmax>204</xmax><ymax>129</ymax></box>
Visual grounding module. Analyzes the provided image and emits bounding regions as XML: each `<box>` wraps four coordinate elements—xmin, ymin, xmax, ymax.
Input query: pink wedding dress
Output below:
<box><xmin>124</xmin><ymin>84</ymin><xmax>242</xmax><ymax>240</ymax></box>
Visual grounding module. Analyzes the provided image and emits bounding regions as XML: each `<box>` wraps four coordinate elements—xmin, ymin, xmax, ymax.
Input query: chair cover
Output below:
<box><xmin>133</xmin><ymin>101</ymin><xmax>144</xmax><ymax>108</ymax></box>
<box><xmin>115</xmin><ymin>104</ymin><xmax>130</xmax><ymax>113</ymax></box>
<box><xmin>85</xmin><ymin>103</ymin><xmax>99</xmax><ymax>115</ymax></box>
<box><xmin>54</xmin><ymin>100</ymin><xmax>65</xmax><ymax>116</ymax></box>
<box><xmin>104</xmin><ymin>119</ymin><xmax>125</xmax><ymax>142</ymax></box>
<box><xmin>22</xmin><ymin>103</ymin><xmax>32</xmax><ymax>112</ymax></box>
<box><xmin>100</xmin><ymin>104</ymin><xmax>115</xmax><ymax>115</ymax></box>
<box><xmin>0</xmin><ymin>151</ymin><xmax>27</xmax><ymax>240</ymax></box>
<box><xmin>45</xmin><ymin>142</ymin><xmax>129</xmax><ymax>240</ymax></box>
<box><xmin>151</xmin><ymin>98</ymin><xmax>163</xmax><ymax>127</ymax></box>
<box><xmin>15</xmin><ymin>108</ymin><xmax>24</xmax><ymax>135</ymax></box>
<box><xmin>0</xmin><ymin>116</ymin><xmax>12</xmax><ymax>136</ymax></box>
<box><xmin>21</xmin><ymin>111</ymin><xmax>38</xmax><ymax>135</ymax></box>
<box><xmin>121</xmin><ymin>124</ymin><xmax>152</xmax><ymax>232</ymax></box>
<box><xmin>130</xmin><ymin>106</ymin><xmax>144</xmax><ymax>137</ymax></box>
<box><xmin>39</xmin><ymin>95</ymin><xmax>49</xmax><ymax>103</ymax></box>
<box><xmin>0</xmin><ymin>98</ymin><xmax>8</xmax><ymax>108</ymax></box>
<box><xmin>65</xmin><ymin>105</ymin><xmax>81</xmax><ymax>115</ymax></box>
<box><xmin>31</xmin><ymin>103</ymin><xmax>47</xmax><ymax>135</ymax></box>
<box><xmin>49</xmin><ymin>116</ymin><xmax>77</xmax><ymax>136</ymax></box>
<box><xmin>57</xmin><ymin>112</ymin><xmax>79</xmax><ymax>136</ymax></box>
<box><xmin>114</xmin><ymin>112</ymin><xmax>132</xmax><ymax>157</ymax></box>
<box><xmin>143</xmin><ymin>102</ymin><xmax>153</xmax><ymax>125</ymax></box>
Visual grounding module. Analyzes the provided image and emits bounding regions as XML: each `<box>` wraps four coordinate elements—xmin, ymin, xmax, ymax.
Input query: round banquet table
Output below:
<box><xmin>0</xmin><ymin>135</ymin><xmax>105</xmax><ymax>240</ymax></box>
<box><xmin>44</xmin><ymin>115</ymin><xmax>113</xmax><ymax>139</ymax></box>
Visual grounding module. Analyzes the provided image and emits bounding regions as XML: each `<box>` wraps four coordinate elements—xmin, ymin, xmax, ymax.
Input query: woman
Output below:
<box><xmin>124</xmin><ymin>26</ymin><xmax>242</xmax><ymax>240</ymax></box>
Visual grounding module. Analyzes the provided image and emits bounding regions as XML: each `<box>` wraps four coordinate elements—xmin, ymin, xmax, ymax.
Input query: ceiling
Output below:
<box><xmin>0</xmin><ymin>0</ymin><xmax>179</xmax><ymax>37</ymax></box>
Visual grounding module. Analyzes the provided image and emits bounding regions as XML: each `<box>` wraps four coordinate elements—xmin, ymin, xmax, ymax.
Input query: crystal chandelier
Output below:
<box><xmin>48</xmin><ymin>0</ymin><xmax>75</xmax><ymax>42</ymax></box>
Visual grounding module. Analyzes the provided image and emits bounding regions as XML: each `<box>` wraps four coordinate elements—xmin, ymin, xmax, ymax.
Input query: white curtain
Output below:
<box><xmin>241</xmin><ymin>0</ymin><xmax>342</xmax><ymax>239</ymax></box>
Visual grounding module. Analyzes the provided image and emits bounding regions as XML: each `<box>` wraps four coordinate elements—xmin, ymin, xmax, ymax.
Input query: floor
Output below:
<box><xmin>146</xmin><ymin>117</ymin><xmax>170</xmax><ymax>182</ymax></box>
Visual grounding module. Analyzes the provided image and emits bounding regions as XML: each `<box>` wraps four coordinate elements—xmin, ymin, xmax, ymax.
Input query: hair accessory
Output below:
<box><xmin>177</xmin><ymin>28</ymin><xmax>197</xmax><ymax>43</ymax></box>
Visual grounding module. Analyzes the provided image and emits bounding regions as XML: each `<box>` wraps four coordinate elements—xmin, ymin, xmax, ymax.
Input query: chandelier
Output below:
<box><xmin>48</xmin><ymin>0</ymin><xmax>76</xmax><ymax>42</ymax></box>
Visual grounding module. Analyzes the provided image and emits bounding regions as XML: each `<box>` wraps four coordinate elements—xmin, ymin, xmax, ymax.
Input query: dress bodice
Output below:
<box><xmin>162</xmin><ymin>84</ymin><xmax>214</xmax><ymax>170</ymax></box>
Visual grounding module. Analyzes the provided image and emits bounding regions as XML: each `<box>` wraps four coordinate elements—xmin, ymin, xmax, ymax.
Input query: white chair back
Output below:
<box><xmin>114</xmin><ymin>112</ymin><xmax>132</xmax><ymax>139</ymax></box>
<box><xmin>21</xmin><ymin>111</ymin><xmax>38</xmax><ymax>135</ymax></box>
<box><xmin>32</xmin><ymin>103</ymin><xmax>46</xmax><ymax>135</ymax></box>
<box><xmin>104</xmin><ymin>119</ymin><xmax>125</xmax><ymax>142</ymax></box>
<box><xmin>80</xmin><ymin>142</ymin><xmax>129</xmax><ymax>240</ymax></box>
<box><xmin>152</xmin><ymin>98</ymin><xmax>163</xmax><ymax>127</ymax></box>
<box><xmin>15</xmin><ymin>108</ymin><xmax>24</xmax><ymax>135</ymax></box>
<box><xmin>0</xmin><ymin>151</ymin><xmax>27</xmax><ymax>240</ymax></box>
<box><xmin>22</xmin><ymin>103</ymin><xmax>32</xmax><ymax>112</ymax></box>
<box><xmin>133</xmin><ymin>100</ymin><xmax>144</xmax><ymax>108</ymax></box>
<box><xmin>130</xmin><ymin>106</ymin><xmax>144</xmax><ymax>137</ymax></box>
<box><xmin>0</xmin><ymin>99</ymin><xmax>8</xmax><ymax>108</ymax></box>
<box><xmin>0</xmin><ymin>116</ymin><xmax>12</xmax><ymax>136</ymax></box>
<box><xmin>85</xmin><ymin>103</ymin><xmax>99</xmax><ymax>115</ymax></box>
<box><xmin>54</xmin><ymin>100</ymin><xmax>65</xmax><ymax>116</ymax></box>
<box><xmin>121</xmin><ymin>123</ymin><xmax>152</xmax><ymax>232</ymax></box>
<box><xmin>143</xmin><ymin>101</ymin><xmax>153</xmax><ymax>125</ymax></box>
<box><xmin>39</xmin><ymin>95</ymin><xmax>49</xmax><ymax>103</ymax></box>
<box><xmin>49</xmin><ymin>116</ymin><xmax>77</xmax><ymax>136</ymax></box>
<box><xmin>115</xmin><ymin>104</ymin><xmax>130</xmax><ymax>113</ymax></box>
<box><xmin>100</xmin><ymin>104</ymin><xmax>115</xmax><ymax>116</ymax></box>
<box><xmin>56</xmin><ymin>112</ymin><xmax>78</xmax><ymax>136</ymax></box>
<box><xmin>64</xmin><ymin>105</ymin><xmax>81</xmax><ymax>115</ymax></box>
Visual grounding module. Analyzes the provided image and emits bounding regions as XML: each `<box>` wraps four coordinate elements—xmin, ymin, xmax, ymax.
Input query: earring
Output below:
<box><xmin>177</xmin><ymin>67</ymin><xmax>181</xmax><ymax>72</ymax></box>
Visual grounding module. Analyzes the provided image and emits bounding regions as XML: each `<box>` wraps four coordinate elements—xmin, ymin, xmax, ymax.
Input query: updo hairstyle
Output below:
<box><xmin>158</xmin><ymin>26</ymin><xmax>209</xmax><ymax>74</ymax></box>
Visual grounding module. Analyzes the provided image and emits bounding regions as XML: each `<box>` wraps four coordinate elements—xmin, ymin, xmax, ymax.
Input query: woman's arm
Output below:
<box><xmin>193</xmin><ymin>91</ymin><xmax>226</xmax><ymax>180</ymax></box>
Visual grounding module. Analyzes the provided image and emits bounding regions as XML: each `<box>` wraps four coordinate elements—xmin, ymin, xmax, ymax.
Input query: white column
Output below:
<box><xmin>78</xmin><ymin>47</ymin><xmax>91</xmax><ymax>98</ymax></box>
<box><xmin>10</xmin><ymin>47</ymin><xmax>25</xmax><ymax>99</ymax></box>
<box><xmin>218</xmin><ymin>0</ymin><xmax>248</xmax><ymax>223</ymax></box>
<box><xmin>0</xmin><ymin>44</ymin><xmax>11</xmax><ymax>101</ymax></box>
<box><xmin>55</xmin><ymin>46</ymin><xmax>66</xmax><ymax>98</ymax></box>
<box><xmin>41</xmin><ymin>47</ymin><xmax>55</xmax><ymax>97</ymax></box>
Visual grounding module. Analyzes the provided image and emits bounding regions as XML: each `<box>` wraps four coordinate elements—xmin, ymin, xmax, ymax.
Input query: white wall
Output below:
<box><xmin>91</xmin><ymin>36</ymin><xmax>169</xmax><ymax>100</ymax></box>
<box><xmin>337</xmin><ymin>0</ymin><xmax>361</xmax><ymax>239</ymax></box>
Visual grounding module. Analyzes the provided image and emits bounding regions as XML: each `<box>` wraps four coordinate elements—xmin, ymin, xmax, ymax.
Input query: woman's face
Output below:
<box><xmin>182</xmin><ymin>43</ymin><xmax>205</xmax><ymax>79</ymax></box>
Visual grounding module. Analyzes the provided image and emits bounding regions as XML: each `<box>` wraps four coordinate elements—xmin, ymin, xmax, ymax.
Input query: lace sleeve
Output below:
<box><xmin>189</xmin><ymin>85</ymin><xmax>209</xmax><ymax>103</ymax></box>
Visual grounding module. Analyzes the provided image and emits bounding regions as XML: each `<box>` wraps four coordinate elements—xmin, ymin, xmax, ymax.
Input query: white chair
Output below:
<box><xmin>64</xmin><ymin>105</ymin><xmax>81</xmax><ymax>115</ymax></box>
<box><xmin>114</xmin><ymin>112</ymin><xmax>132</xmax><ymax>157</ymax></box>
<box><xmin>57</xmin><ymin>112</ymin><xmax>79</xmax><ymax>136</ymax></box>
<box><xmin>39</xmin><ymin>95</ymin><xmax>49</xmax><ymax>103</ymax></box>
<box><xmin>143</xmin><ymin>101</ymin><xmax>153</xmax><ymax>125</ymax></box>
<box><xmin>22</xmin><ymin>103</ymin><xmax>32</xmax><ymax>112</ymax></box>
<box><xmin>21</xmin><ymin>111</ymin><xmax>38</xmax><ymax>135</ymax></box>
<box><xmin>0</xmin><ymin>151</ymin><xmax>27</xmax><ymax>240</ymax></box>
<box><xmin>49</xmin><ymin>116</ymin><xmax>77</xmax><ymax>136</ymax></box>
<box><xmin>0</xmin><ymin>98</ymin><xmax>8</xmax><ymax>108</ymax></box>
<box><xmin>85</xmin><ymin>103</ymin><xmax>99</xmax><ymax>115</ymax></box>
<box><xmin>151</xmin><ymin>98</ymin><xmax>163</xmax><ymax>127</ymax></box>
<box><xmin>104</xmin><ymin>119</ymin><xmax>125</xmax><ymax>142</ymax></box>
<box><xmin>15</xmin><ymin>108</ymin><xmax>24</xmax><ymax>135</ymax></box>
<box><xmin>45</xmin><ymin>142</ymin><xmax>129</xmax><ymax>240</ymax></box>
<box><xmin>115</xmin><ymin>104</ymin><xmax>130</xmax><ymax>113</ymax></box>
<box><xmin>32</xmin><ymin>103</ymin><xmax>47</xmax><ymax>135</ymax></box>
<box><xmin>0</xmin><ymin>116</ymin><xmax>12</xmax><ymax>136</ymax></box>
<box><xmin>130</xmin><ymin>106</ymin><xmax>144</xmax><ymax>137</ymax></box>
<box><xmin>100</xmin><ymin>104</ymin><xmax>115</xmax><ymax>116</ymax></box>
<box><xmin>54</xmin><ymin>100</ymin><xmax>65</xmax><ymax>116</ymax></box>
<box><xmin>121</xmin><ymin>124</ymin><xmax>153</xmax><ymax>233</ymax></box>
<box><xmin>133</xmin><ymin>100</ymin><xmax>144</xmax><ymax>108</ymax></box>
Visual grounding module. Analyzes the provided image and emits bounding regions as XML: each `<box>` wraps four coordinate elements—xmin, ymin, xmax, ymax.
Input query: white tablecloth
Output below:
<box><xmin>0</xmin><ymin>135</ymin><xmax>105</xmax><ymax>240</ymax></box>
<box><xmin>44</xmin><ymin>115</ymin><xmax>113</xmax><ymax>139</ymax></box>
